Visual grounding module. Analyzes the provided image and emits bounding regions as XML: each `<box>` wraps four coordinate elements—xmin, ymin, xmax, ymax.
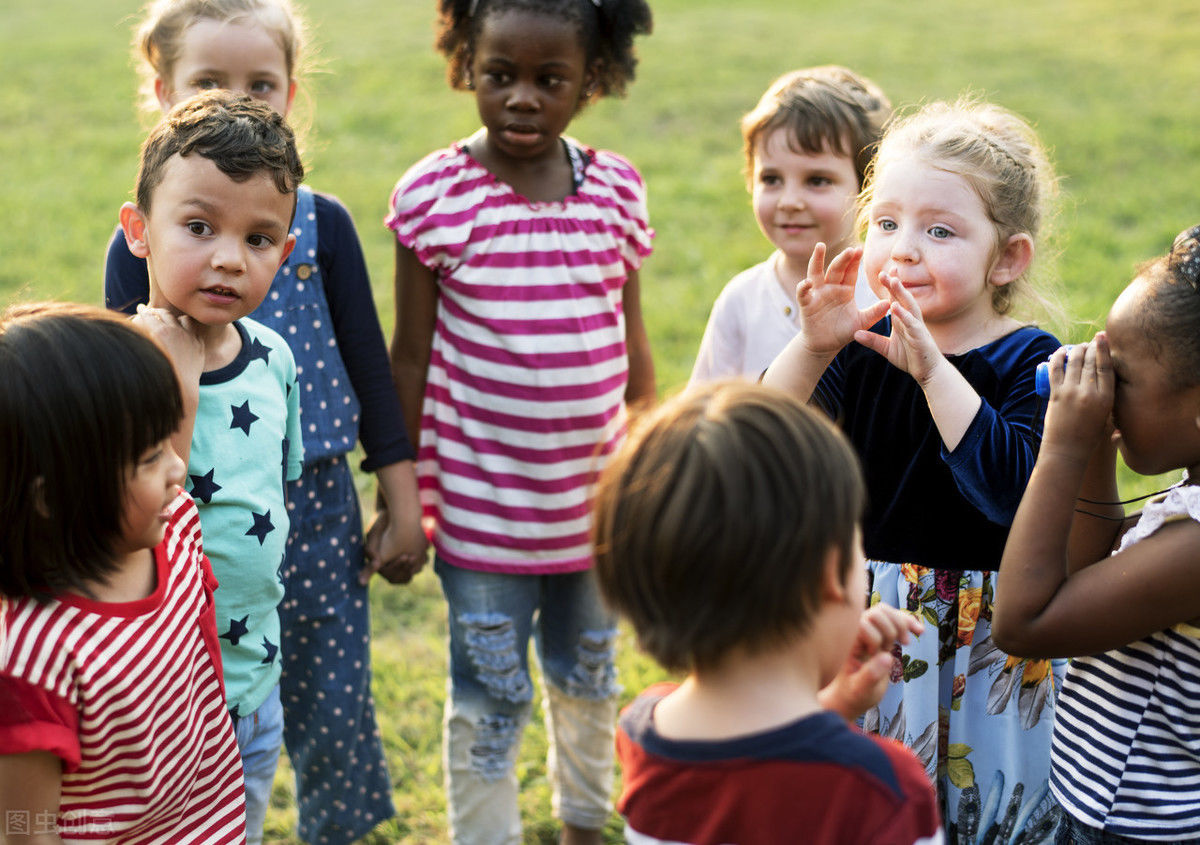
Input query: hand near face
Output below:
<box><xmin>818</xmin><ymin>603</ymin><xmax>924</xmax><ymax>721</ymax></box>
<box><xmin>796</xmin><ymin>243</ymin><xmax>890</xmax><ymax>358</ymax></box>
<box><xmin>852</xmin><ymin>271</ymin><xmax>946</xmax><ymax>384</ymax></box>
<box><xmin>1040</xmin><ymin>334</ymin><xmax>1116</xmax><ymax>463</ymax></box>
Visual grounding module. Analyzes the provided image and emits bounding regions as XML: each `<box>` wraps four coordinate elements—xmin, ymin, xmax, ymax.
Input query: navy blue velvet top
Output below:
<box><xmin>813</xmin><ymin>320</ymin><xmax>1060</xmax><ymax>571</ymax></box>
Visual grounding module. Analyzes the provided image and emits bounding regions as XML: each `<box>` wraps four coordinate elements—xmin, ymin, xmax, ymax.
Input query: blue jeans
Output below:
<box><xmin>436</xmin><ymin>558</ymin><xmax>620</xmax><ymax>845</ymax></box>
<box><xmin>233</xmin><ymin>684</ymin><xmax>283</xmax><ymax>845</ymax></box>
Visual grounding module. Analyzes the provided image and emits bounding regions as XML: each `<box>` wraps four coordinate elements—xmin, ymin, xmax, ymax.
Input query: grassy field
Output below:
<box><xmin>3</xmin><ymin>0</ymin><xmax>1199</xmax><ymax>841</ymax></box>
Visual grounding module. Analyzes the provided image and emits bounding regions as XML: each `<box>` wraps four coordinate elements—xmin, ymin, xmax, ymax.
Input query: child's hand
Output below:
<box><xmin>796</xmin><ymin>244</ymin><xmax>890</xmax><ymax>359</ymax></box>
<box><xmin>132</xmin><ymin>304</ymin><xmax>205</xmax><ymax>389</ymax></box>
<box><xmin>853</xmin><ymin>271</ymin><xmax>945</xmax><ymax>384</ymax></box>
<box><xmin>1041</xmin><ymin>333</ymin><xmax>1115</xmax><ymax>463</ymax></box>
<box><xmin>818</xmin><ymin>604</ymin><xmax>924</xmax><ymax>721</ymax></box>
<box><xmin>362</xmin><ymin>506</ymin><xmax>429</xmax><ymax>586</ymax></box>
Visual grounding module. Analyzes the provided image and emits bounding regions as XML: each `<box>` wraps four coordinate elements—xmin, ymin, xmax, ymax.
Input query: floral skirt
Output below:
<box><xmin>863</xmin><ymin>561</ymin><xmax>1066</xmax><ymax>844</ymax></box>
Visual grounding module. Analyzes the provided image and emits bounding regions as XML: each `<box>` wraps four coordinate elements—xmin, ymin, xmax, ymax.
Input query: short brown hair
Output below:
<box><xmin>741</xmin><ymin>65</ymin><xmax>892</xmax><ymax>190</ymax></box>
<box><xmin>593</xmin><ymin>381</ymin><xmax>865</xmax><ymax>673</ymax></box>
<box><xmin>135</xmin><ymin>89</ymin><xmax>303</xmax><ymax>214</ymax></box>
<box><xmin>0</xmin><ymin>303</ymin><xmax>183</xmax><ymax>600</ymax></box>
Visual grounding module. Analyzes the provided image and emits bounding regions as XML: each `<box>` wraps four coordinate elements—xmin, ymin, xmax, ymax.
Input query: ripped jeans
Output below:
<box><xmin>435</xmin><ymin>557</ymin><xmax>620</xmax><ymax>845</ymax></box>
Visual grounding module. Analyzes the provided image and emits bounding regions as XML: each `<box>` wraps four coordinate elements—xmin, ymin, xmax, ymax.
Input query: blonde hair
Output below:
<box><xmin>741</xmin><ymin>65</ymin><xmax>892</xmax><ymax>190</ymax></box>
<box><xmin>132</xmin><ymin>0</ymin><xmax>308</xmax><ymax>116</ymax></box>
<box><xmin>860</xmin><ymin>98</ymin><xmax>1060</xmax><ymax>317</ymax></box>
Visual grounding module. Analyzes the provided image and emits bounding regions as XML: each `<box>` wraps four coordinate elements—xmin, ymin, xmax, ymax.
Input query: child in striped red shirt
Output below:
<box><xmin>385</xmin><ymin>1</ymin><xmax>654</xmax><ymax>840</ymax></box>
<box><xmin>0</xmin><ymin>303</ymin><xmax>245</xmax><ymax>844</ymax></box>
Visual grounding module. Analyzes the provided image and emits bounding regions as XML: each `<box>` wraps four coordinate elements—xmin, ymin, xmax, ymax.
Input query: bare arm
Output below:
<box><xmin>130</xmin><ymin>307</ymin><xmax>204</xmax><ymax>467</ymax></box>
<box><xmin>0</xmin><ymin>752</ymin><xmax>63</xmax><ymax>844</ymax></box>
<box><xmin>621</xmin><ymin>268</ymin><xmax>656</xmax><ymax>410</ymax></box>
<box><xmin>389</xmin><ymin>242</ymin><xmax>438</xmax><ymax>454</ymax></box>
<box><xmin>993</xmin><ymin>336</ymin><xmax>1200</xmax><ymax>657</ymax></box>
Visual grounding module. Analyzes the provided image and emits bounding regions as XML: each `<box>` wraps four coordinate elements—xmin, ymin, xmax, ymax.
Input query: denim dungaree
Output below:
<box><xmin>252</xmin><ymin>186</ymin><xmax>396</xmax><ymax>844</ymax></box>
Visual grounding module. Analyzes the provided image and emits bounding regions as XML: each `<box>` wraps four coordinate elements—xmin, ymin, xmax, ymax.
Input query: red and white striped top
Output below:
<box><xmin>0</xmin><ymin>492</ymin><xmax>246</xmax><ymax>843</ymax></box>
<box><xmin>387</xmin><ymin>137</ymin><xmax>653</xmax><ymax>574</ymax></box>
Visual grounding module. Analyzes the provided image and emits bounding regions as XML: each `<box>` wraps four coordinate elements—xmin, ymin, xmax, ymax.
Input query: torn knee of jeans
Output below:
<box><xmin>468</xmin><ymin>712</ymin><xmax>521</xmax><ymax>782</ymax></box>
<box><xmin>460</xmin><ymin>612</ymin><xmax>531</xmax><ymax>704</ymax></box>
<box><xmin>563</xmin><ymin>627</ymin><xmax>619</xmax><ymax>699</ymax></box>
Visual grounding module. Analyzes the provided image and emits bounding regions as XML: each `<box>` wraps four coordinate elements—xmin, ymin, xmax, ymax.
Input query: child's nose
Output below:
<box><xmin>778</xmin><ymin>185</ymin><xmax>806</xmax><ymax>210</ymax></box>
<box><xmin>890</xmin><ymin>230</ymin><xmax>919</xmax><ymax>263</ymax></box>
<box><xmin>211</xmin><ymin>237</ymin><xmax>246</xmax><ymax>273</ymax></box>
<box><xmin>506</xmin><ymin>81</ymin><xmax>539</xmax><ymax>111</ymax></box>
<box><xmin>166</xmin><ymin>447</ymin><xmax>186</xmax><ymax>487</ymax></box>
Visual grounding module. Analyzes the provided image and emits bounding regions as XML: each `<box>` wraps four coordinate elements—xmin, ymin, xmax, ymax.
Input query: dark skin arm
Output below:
<box><xmin>372</xmin><ymin>242</ymin><xmax>439</xmax><ymax>585</ymax></box>
<box><xmin>994</xmin><ymin>335</ymin><xmax>1200</xmax><ymax>657</ymax></box>
<box><xmin>621</xmin><ymin>268</ymin><xmax>656</xmax><ymax>410</ymax></box>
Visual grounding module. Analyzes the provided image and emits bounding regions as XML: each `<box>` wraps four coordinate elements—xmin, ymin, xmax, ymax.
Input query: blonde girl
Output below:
<box><xmin>101</xmin><ymin>2</ymin><xmax>425</xmax><ymax>842</ymax></box>
<box><xmin>764</xmin><ymin>99</ymin><xmax>1064</xmax><ymax>841</ymax></box>
<box><xmin>386</xmin><ymin>0</ymin><xmax>654</xmax><ymax>841</ymax></box>
<box><xmin>995</xmin><ymin>225</ymin><xmax>1200</xmax><ymax>842</ymax></box>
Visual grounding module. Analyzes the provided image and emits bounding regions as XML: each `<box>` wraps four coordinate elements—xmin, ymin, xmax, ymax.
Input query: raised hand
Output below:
<box><xmin>852</xmin><ymin>271</ymin><xmax>945</xmax><ymax>384</ymax></box>
<box><xmin>796</xmin><ymin>244</ymin><xmax>889</xmax><ymax>358</ymax></box>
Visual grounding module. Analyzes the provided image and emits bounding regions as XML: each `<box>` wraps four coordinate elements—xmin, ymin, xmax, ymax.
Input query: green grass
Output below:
<box><xmin>3</xmin><ymin>0</ymin><xmax>1199</xmax><ymax>841</ymax></box>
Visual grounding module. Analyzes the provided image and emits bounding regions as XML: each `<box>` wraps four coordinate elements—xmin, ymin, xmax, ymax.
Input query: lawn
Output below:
<box><xmin>2</xmin><ymin>0</ymin><xmax>1199</xmax><ymax>841</ymax></box>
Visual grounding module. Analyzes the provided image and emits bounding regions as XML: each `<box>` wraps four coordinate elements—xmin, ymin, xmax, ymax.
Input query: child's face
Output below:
<box><xmin>133</xmin><ymin>154</ymin><xmax>296</xmax><ymax>326</ymax></box>
<box><xmin>159</xmin><ymin>18</ymin><xmax>295</xmax><ymax>117</ymax></box>
<box><xmin>116</xmin><ymin>438</ymin><xmax>185</xmax><ymax>557</ymax></box>
<box><xmin>862</xmin><ymin>154</ymin><xmax>1002</xmax><ymax>334</ymax></box>
<box><xmin>1105</xmin><ymin>275</ymin><xmax>1200</xmax><ymax>477</ymax></box>
<box><xmin>469</xmin><ymin>9</ymin><xmax>594</xmax><ymax>166</ymax></box>
<box><xmin>751</xmin><ymin>129</ymin><xmax>860</xmax><ymax>263</ymax></box>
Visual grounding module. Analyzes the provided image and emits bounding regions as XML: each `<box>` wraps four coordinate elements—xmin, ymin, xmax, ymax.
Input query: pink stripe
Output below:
<box><xmin>440</xmin><ymin>293</ymin><xmax>622</xmax><ymax>336</ymax></box>
<box><xmin>441</xmin><ymin>274</ymin><xmax>622</xmax><ymax>302</ymax></box>
<box><xmin>425</xmin><ymin>418</ymin><xmax>617</xmax><ymax>466</ymax></box>
<box><xmin>438</xmin><ymin>319</ymin><xmax>626</xmax><ymax>370</ymax></box>
<box><xmin>439</xmin><ymin>518</ymin><xmax>590</xmax><ymax>553</ymax></box>
<box><xmin>469</xmin><ymin>245</ymin><xmax>624</xmax><ymax>271</ymax></box>
<box><xmin>431</xmin><ymin>348</ymin><xmax>627</xmax><ymax>403</ymax></box>
<box><xmin>424</xmin><ymin>382</ymin><xmax>621</xmax><ymax>434</ymax></box>
<box><xmin>438</xmin><ymin>487</ymin><xmax>594</xmax><ymax>523</ymax></box>
<box><xmin>419</xmin><ymin>454</ymin><xmax>601</xmax><ymax>495</ymax></box>
<box><xmin>435</xmin><ymin>545</ymin><xmax>593</xmax><ymax>575</ymax></box>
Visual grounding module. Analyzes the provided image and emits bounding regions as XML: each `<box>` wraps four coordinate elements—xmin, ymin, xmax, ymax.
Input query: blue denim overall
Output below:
<box><xmin>252</xmin><ymin>187</ymin><xmax>395</xmax><ymax>844</ymax></box>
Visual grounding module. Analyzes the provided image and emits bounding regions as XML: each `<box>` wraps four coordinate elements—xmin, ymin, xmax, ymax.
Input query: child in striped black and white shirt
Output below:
<box><xmin>995</xmin><ymin>224</ymin><xmax>1200</xmax><ymax>842</ymax></box>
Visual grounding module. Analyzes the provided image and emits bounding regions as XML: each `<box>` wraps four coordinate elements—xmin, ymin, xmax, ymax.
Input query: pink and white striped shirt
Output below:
<box><xmin>387</xmin><ymin>137</ymin><xmax>653</xmax><ymax>574</ymax></box>
<box><xmin>0</xmin><ymin>492</ymin><xmax>246</xmax><ymax>843</ymax></box>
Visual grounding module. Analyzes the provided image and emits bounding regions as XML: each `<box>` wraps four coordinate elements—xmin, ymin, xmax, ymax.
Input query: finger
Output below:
<box><xmin>806</xmin><ymin>242</ymin><xmax>828</xmax><ymax>287</ymax></box>
<box><xmin>1093</xmin><ymin>332</ymin><xmax>1113</xmax><ymax>395</ymax></box>
<box><xmin>1063</xmin><ymin>340</ymin><xmax>1088</xmax><ymax>387</ymax></box>
<box><xmin>827</xmin><ymin>246</ymin><xmax>862</xmax><ymax>286</ymax></box>
<box><xmin>358</xmin><ymin>555</ymin><xmax>381</xmax><ymax>586</ymax></box>
<box><xmin>860</xmin><ymin>299</ymin><xmax>890</xmax><ymax>328</ymax></box>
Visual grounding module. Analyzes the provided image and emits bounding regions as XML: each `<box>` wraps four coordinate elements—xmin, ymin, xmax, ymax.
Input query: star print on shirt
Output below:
<box><xmin>246</xmin><ymin>336</ymin><xmax>272</xmax><ymax>365</ymax></box>
<box><xmin>221</xmin><ymin>615</ymin><xmax>250</xmax><ymax>646</ymax></box>
<box><xmin>188</xmin><ymin>468</ymin><xmax>222</xmax><ymax>504</ymax></box>
<box><xmin>261</xmin><ymin>637</ymin><xmax>278</xmax><ymax>665</ymax></box>
<box><xmin>230</xmin><ymin>400</ymin><xmax>259</xmax><ymax>436</ymax></box>
<box><xmin>246</xmin><ymin>510</ymin><xmax>275</xmax><ymax>545</ymax></box>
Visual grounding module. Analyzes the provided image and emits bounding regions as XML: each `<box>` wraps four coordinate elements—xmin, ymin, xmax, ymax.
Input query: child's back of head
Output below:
<box><xmin>593</xmin><ymin>380</ymin><xmax>864</xmax><ymax>673</ymax></box>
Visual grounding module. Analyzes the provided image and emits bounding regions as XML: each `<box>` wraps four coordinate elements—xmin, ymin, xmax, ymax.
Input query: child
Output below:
<box><xmin>117</xmin><ymin>90</ymin><xmax>304</xmax><ymax>844</ymax></box>
<box><xmin>0</xmin><ymin>302</ymin><xmax>246</xmax><ymax>843</ymax></box>
<box><xmin>763</xmin><ymin>99</ymin><xmax>1065</xmax><ymax>841</ymax></box>
<box><xmin>690</xmin><ymin>65</ymin><xmax>890</xmax><ymax>384</ymax></box>
<box><xmin>102</xmin><ymin>2</ymin><xmax>424</xmax><ymax>840</ymax></box>
<box><xmin>994</xmin><ymin>225</ymin><xmax>1200</xmax><ymax>841</ymax></box>
<box><xmin>385</xmin><ymin>0</ymin><xmax>654</xmax><ymax>840</ymax></box>
<box><xmin>592</xmin><ymin>381</ymin><xmax>939</xmax><ymax>844</ymax></box>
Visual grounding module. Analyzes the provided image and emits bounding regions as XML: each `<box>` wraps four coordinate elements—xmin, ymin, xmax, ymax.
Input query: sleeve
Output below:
<box><xmin>0</xmin><ymin>674</ymin><xmax>81</xmax><ymax>771</ymax></box>
<box><xmin>314</xmin><ymin>194</ymin><xmax>415</xmax><ymax>471</ymax></box>
<box><xmin>103</xmin><ymin>225</ymin><xmax>151</xmax><ymax>315</ymax></box>
<box><xmin>282</xmin><ymin>348</ymin><xmax>304</xmax><ymax>482</ymax></box>
<box><xmin>941</xmin><ymin>330</ymin><xmax>1061</xmax><ymax>524</ymax></box>
<box><xmin>688</xmin><ymin>285</ymin><xmax>745</xmax><ymax>385</ymax></box>
<box><xmin>385</xmin><ymin>149</ymin><xmax>465</xmax><ymax>272</ymax></box>
<box><xmin>593</xmin><ymin>150</ymin><xmax>654</xmax><ymax>273</ymax></box>
<box><xmin>864</xmin><ymin>739</ymin><xmax>944</xmax><ymax>845</ymax></box>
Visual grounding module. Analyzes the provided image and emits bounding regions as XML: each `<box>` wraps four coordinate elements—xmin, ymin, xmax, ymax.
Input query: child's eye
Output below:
<box><xmin>540</xmin><ymin>74</ymin><xmax>565</xmax><ymax>88</ymax></box>
<box><xmin>484</xmin><ymin>71</ymin><xmax>510</xmax><ymax>86</ymax></box>
<box><xmin>877</xmin><ymin>219</ymin><xmax>897</xmax><ymax>232</ymax></box>
<box><xmin>247</xmin><ymin>234</ymin><xmax>274</xmax><ymax>248</ymax></box>
<box><xmin>249</xmin><ymin>80</ymin><xmax>276</xmax><ymax>95</ymax></box>
<box><xmin>191</xmin><ymin>77</ymin><xmax>220</xmax><ymax>90</ymax></box>
<box><xmin>929</xmin><ymin>225</ymin><xmax>952</xmax><ymax>239</ymax></box>
<box><xmin>758</xmin><ymin>173</ymin><xmax>781</xmax><ymax>187</ymax></box>
<box><xmin>187</xmin><ymin>221</ymin><xmax>212</xmax><ymax>236</ymax></box>
<box><xmin>807</xmin><ymin>176</ymin><xmax>833</xmax><ymax>187</ymax></box>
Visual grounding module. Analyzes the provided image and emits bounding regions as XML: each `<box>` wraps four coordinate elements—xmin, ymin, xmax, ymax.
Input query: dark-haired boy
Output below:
<box><xmin>119</xmin><ymin>89</ymin><xmax>303</xmax><ymax>844</ymax></box>
<box><xmin>593</xmin><ymin>381</ymin><xmax>941</xmax><ymax>845</ymax></box>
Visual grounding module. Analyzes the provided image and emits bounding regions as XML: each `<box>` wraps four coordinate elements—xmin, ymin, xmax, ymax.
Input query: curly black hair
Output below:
<box><xmin>434</xmin><ymin>0</ymin><xmax>652</xmax><ymax>106</ymax></box>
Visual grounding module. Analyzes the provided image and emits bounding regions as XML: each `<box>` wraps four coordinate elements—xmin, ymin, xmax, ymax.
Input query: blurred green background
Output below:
<box><xmin>3</xmin><ymin>0</ymin><xmax>1197</xmax><ymax>840</ymax></box>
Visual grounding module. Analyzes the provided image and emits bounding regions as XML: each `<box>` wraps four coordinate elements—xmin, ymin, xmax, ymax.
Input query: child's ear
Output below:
<box><xmin>820</xmin><ymin>546</ymin><xmax>850</xmax><ymax>604</ymax></box>
<box><xmin>278</xmin><ymin>232</ymin><xmax>297</xmax><ymax>268</ymax></box>
<box><xmin>120</xmin><ymin>203</ymin><xmax>151</xmax><ymax>259</ymax></box>
<box><xmin>988</xmin><ymin>233</ymin><xmax>1034</xmax><ymax>287</ymax></box>
<box><xmin>154</xmin><ymin>77</ymin><xmax>174</xmax><ymax>113</ymax></box>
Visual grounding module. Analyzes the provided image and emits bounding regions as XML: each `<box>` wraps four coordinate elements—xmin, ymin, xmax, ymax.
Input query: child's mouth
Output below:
<box><xmin>201</xmin><ymin>285</ymin><xmax>239</xmax><ymax>303</ymax></box>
